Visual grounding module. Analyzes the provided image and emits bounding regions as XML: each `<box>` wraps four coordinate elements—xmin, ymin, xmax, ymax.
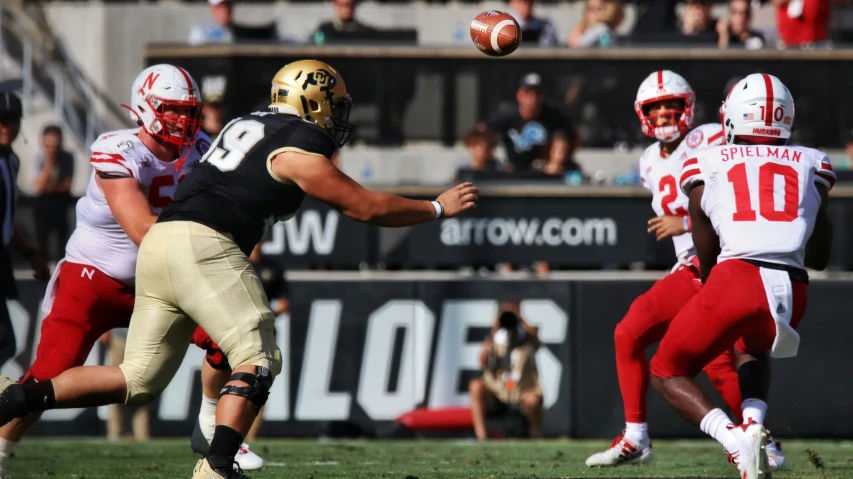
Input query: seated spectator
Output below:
<box><xmin>773</xmin><ymin>0</ymin><xmax>831</xmax><ymax>48</ymax></box>
<box><xmin>631</xmin><ymin>0</ymin><xmax>679</xmax><ymax>35</ymax></box>
<box><xmin>202</xmin><ymin>101</ymin><xmax>228</xmax><ymax>138</ymax></box>
<box><xmin>717</xmin><ymin>0</ymin><xmax>765</xmax><ymax>49</ymax></box>
<box><xmin>480</xmin><ymin>73</ymin><xmax>579</xmax><ymax>174</ymax></box>
<box><xmin>456</xmin><ymin>130</ymin><xmax>502</xmax><ymax>180</ymax></box>
<box><xmin>568</xmin><ymin>0</ymin><xmax>625</xmax><ymax>48</ymax></box>
<box><xmin>509</xmin><ymin>0</ymin><xmax>560</xmax><ymax>47</ymax></box>
<box><xmin>679</xmin><ymin>0</ymin><xmax>718</xmax><ymax>40</ymax></box>
<box><xmin>189</xmin><ymin>0</ymin><xmax>278</xmax><ymax>46</ymax></box>
<box><xmin>313</xmin><ymin>0</ymin><xmax>376</xmax><ymax>45</ymax></box>
<box><xmin>469</xmin><ymin>301</ymin><xmax>543</xmax><ymax>440</ymax></box>
<box><xmin>33</xmin><ymin>125</ymin><xmax>74</xmax><ymax>260</ymax></box>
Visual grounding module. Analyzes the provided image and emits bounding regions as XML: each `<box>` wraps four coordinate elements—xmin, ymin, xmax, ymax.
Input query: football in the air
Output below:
<box><xmin>470</xmin><ymin>11</ymin><xmax>521</xmax><ymax>57</ymax></box>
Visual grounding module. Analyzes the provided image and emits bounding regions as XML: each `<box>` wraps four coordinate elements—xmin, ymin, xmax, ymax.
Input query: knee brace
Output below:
<box><xmin>219</xmin><ymin>366</ymin><xmax>271</xmax><ymax>412</ymax></box>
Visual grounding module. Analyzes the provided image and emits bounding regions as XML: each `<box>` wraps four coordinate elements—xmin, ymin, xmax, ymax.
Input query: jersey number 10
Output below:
<box><xmin>202</xmin><ymin>119</ymin><xmax>266</xmax><ymax>171</ymax></box>
<box><xmin>727</xmin><ymin>162</ymin><xmax>798</xmax><ymax>222</ymax></box>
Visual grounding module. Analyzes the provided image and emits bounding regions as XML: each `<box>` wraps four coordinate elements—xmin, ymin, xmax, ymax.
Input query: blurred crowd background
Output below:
<box><xmin>3</xmin><ymin>0</ymin><xmax>853</xmax><ymax>269</ymax></box>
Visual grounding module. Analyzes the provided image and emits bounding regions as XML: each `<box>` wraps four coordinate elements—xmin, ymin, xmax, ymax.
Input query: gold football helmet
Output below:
<box><xmin>269</xmin><ymin>59</ymin><xmax>353</xmax><ymax>147</ymax></box>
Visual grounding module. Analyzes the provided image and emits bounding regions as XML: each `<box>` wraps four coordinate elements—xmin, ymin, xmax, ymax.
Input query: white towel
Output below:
<box><xmin>759</xmin><ymin>267</ymin><xmax>799</xmax><ymax>358</ymax></box>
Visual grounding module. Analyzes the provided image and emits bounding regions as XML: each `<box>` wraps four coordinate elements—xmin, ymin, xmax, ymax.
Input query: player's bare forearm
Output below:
<box><xmin>688</xmin><ymin>185</ymin><xmax>719</xmax><ymax>282</ymax></box>
<box><xmin>805</xmin><ymin>185</ymin><xmax>832</xmax><ymax>270</ymax></box>
<box><xmin>358</xmin><ymin>193</ymin><xmax>437</xmax><ymax>226</ymax></box>
<box><xmin>98</xmin><ymin>175</ymin><xmax>157</xmax><ymax>246</ymax></box>
<box><xmin>279</xmin><ymin>150</ymin><xmax>478</xmax><ymax>226</ymax></box>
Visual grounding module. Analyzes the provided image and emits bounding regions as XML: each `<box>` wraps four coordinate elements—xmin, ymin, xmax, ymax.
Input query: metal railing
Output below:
<box><xmin>0</xmin><ymin>1</ymin><xmax>130</xmax><ymax>148</ymax></box>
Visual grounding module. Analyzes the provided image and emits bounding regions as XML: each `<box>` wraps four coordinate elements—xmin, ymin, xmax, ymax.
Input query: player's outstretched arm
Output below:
<box><xmin>273</xmin><ymin>151</ymin><xmax>479</xmax><ymax>227</ymax></box>
<box><xmin>687</xmin><ymin>184</ymin><xmax>720</xmax><ymax>283</ymax></box>
<box><xmin>97</xmin><ymin>175</ymin><xmax>157</xmax><ymax>246</ymax></box>
<box><xmin>805</xmin><ymin>184</ymin><xmax>832</xmax><ymax>271</ymax></box>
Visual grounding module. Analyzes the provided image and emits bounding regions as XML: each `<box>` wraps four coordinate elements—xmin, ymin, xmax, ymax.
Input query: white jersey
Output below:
<box><xmin>639</xmin><ymin>123</ymin><xmax>725</xmax><ymax>266</ymax></box>
<box><xmin>64</xmin><ymin>128</ymin><xmax>211</xmax><ymax>284</ymax></box>
<box><xmin>680</xmin><ymin>144</ymin><xmax>835</xmax><ymax>269</ymax></box>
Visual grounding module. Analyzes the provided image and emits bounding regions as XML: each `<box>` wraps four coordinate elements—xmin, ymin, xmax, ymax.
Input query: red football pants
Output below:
<box><xmin>191</xmin><ymin>326</ymin><xmax>229</xmax><ymax>369</ymax></box>
<box><xmin>614</xmin><ymin>264</ymin><xmax>742</xmax><ymax>423</ymax></box>
<box><xmin>23</xmin><ymin>262</ymin><xmax>135</xmax><ymax>382</ymax></box>
<box><xmin>652</xmin><ymin>259</ymin><xmax>807</xmax><ymax>379</ymax></box>
<box><xmin>23</xmin><ymin>261</ymin><xmax>226</xmax><ymax>383</ymax></box>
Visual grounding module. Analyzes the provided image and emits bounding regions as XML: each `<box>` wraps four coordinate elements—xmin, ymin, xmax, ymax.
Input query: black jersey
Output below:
<box><xmin>159</xmin><ymin>112</ymin><xmax>337</xmax><ymax>255</ymax></box>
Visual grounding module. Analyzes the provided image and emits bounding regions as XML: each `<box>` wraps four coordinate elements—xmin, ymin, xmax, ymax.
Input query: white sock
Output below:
<box><xmin>741</xmin><ymin>398</ymin><xmax>768</xmax><ymax>425</ymax></box>
<box><xmin>0</xmin><ymin>437</ymin><xmax>17</xmax><ymax>475</ymax></box>
<box><xmin>700</xmin><ymin>408</ymin><xmax>739</xmax><ymax>453</ymax></box>
<box><xmin>623</xmin><ymin>422</ymin><xmax>650</xmax><ymax>446</ymax></box>
<box><xmin>199</xmin><ymin>395</ymin><xmax>218</xmax><ymax>444</ymax></box>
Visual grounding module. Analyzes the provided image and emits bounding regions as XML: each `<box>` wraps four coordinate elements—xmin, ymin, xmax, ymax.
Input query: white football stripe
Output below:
<box><xmin>490</xmin><ymin>19</ymin><xmax>515</xmax><ymax>54</ymax></box>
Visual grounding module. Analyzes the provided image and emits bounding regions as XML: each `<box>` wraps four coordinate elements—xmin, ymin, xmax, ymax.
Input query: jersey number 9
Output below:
<box><xmin>202</xmin><ymin>119</ymin><xmax>266</xmax><ymax>171</ymax></box>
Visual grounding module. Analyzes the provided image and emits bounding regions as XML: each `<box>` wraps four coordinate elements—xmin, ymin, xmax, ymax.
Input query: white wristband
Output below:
<box><xmin>431</xmin><ymin>201</ymin><xmax>444</xmax><ymax>220</ymax></box>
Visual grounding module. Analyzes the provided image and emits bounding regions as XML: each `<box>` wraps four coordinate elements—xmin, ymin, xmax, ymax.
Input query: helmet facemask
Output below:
<box><xmin>142</xmin><ymin>96</ymin><xmax>202</xmax><ymax>149</ymax></box>
<box><xmin>326</xmin><ymin>95</ymin><xmax>353</xmax><ymax>147</ymax></box>
<box><xmin>636</xmin><ymin>95</ymin><xmax>692</xmax><ymax>143</ymax></box>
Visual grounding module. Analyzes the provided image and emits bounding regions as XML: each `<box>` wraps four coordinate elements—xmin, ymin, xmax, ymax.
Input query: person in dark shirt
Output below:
<box><xmin>33</xmin><ymin>125</ymin><xmax>75</xmax><ymax>260</ymax></box>
<box><xmin>0</xmin><ymin>60</ymin><xmax>480</xmax><ymax>479</ymax></box>
<box><xmin>313</xmin><ymin>0</ymin><xmax>376</xmax><ymax>45</ymax></box>
<box><xmin>716</xmin><ymin>0</ymin><xmax>766</xmax><ymax>49</ymax></box>
<box><xmin>0</xmin><ymin>92</ymin><xmax>49</xmax><ymax>372</ymax></box>
<box><xmin>455</xmin><ymin>129</ymin><xmax>503</xmax><ymax>180</ymax></box>
<box><xmin>679</xmin><ymin>0</ymin><xmax>718</xmax><ymax>42</ymax></box>
<box><xmin>508</xmin><ymin>0</ymin><xmax>560</xmax><ymax>46</ymax></box>
<box><xmin>482</xmin><ymin>73</ymin><xmax>579</xmax><ymax>174</ymax></box>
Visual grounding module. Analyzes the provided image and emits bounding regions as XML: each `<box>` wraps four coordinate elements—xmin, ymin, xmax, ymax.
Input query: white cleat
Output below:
<box><xmin>766</xmin><ymin>435</ymin><xmax>786</xmax><ymax>470</ymax></box>
<box><xmin>726</xmin><ymin>421</ymin><xmax>771</xmax><ymax>479</ymax></box>
<box><xmin>191</xmin><ymin>421</ymin><xmax>265</xmax><ymax>471</ymax></box>
<box><xmin>585</xmin><ymin>433</ymin><xmax>653</xmax><ymax>467</ymax></box>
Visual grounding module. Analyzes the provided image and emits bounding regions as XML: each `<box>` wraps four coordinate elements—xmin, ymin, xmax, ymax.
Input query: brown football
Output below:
<box><xmin>470</xmin><ymin>11</ymin><xmax>522</xmax><ymax>57</ymax></box>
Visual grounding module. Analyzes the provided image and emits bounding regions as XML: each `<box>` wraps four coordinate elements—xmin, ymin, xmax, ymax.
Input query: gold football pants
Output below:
<box><xmin>119</xmin><ymin>221</ymin><xmax>281</xmax><ymax>405</ymax></box>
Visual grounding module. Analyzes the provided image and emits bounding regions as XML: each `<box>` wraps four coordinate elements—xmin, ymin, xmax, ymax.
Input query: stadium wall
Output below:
<box><xmin>6</xmin><ymin>274</ymin><xmax>852</xmax><ymax>439</ymax></box>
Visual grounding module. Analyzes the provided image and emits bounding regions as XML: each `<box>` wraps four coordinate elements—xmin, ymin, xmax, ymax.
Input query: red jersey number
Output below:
<box><xmin>728</xmin><ymin>162</ymin><xmax>798</xmax><ymax>222</ymax></box>
<box><xmin>659</xmin><ymin>174</ymin><xmax>687</xmax><ymax>216</ymax></box>
<box><xmin>148</xmin><ymin>174</ymin><xmax>186</xmax><ymax>208</ymax></box>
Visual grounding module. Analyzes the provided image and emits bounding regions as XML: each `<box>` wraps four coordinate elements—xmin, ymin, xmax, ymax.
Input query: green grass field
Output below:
<box><xmin>6</xmin><ymin>438</ymin><xmax>851</xmax><ymax>479</ymax></box>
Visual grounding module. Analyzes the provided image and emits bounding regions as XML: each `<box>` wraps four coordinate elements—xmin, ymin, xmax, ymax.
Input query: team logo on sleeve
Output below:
<box><xmin>685</xmin><ymin>129</ymin><xmax>704</xmax><ymax>149</ymax></box>
<box><xmin>196</xmin><ymin>138</ymin><xmax>211</xmax><ymax>156</ymax></box>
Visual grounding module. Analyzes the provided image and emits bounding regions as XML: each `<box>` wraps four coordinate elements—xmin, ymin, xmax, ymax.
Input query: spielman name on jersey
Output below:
<box><xmin>440</xmin><ymin>217</ymin><xmax>617</xmax><ymax>247</ymax></box>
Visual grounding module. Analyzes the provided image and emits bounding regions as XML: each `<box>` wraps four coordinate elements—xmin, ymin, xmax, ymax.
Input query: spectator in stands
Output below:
<box><xmin>480</xmin><ymin>73</ymin><xmax>579</xmax><ymax>175</ymax></box>
<box><xmin>717</xmin><ymin>0</ymin><xmax>765</xmax><ymax>49</ymax></box>
<box><xmin>469</xmin><ymin>300</ymin><xmax>543</xmax><ymax>440</ymax></box>
<box><xmin>202</xmin><ymin>102</ymin><xmax>228</xmax><ymax>138</ymax></box>
<box><xmin>773</xmin><ymin>0</ymin><xmax>831</xmax><ymax>48</ymax></box>
<box><xmin>313</xmin><ymin>0</ymin><xmax>376</xmax><ymax>45</ymax></box>
<box><xmin>631</xmin><ymin>0</ymin><xmax>679</xmax><ymax>36</ymax></box>
<box><xmin>456</xmin><ymin>130</ymin><xmax>502</xmax><ymax>180</ymax></box>
<box><xmin>679</xmin><ymin>0</ymin><xmax>717</xmax><ymax>40</ymax></box>
<box><xmin>189</xmin><ymin>0</ymin><xmax>234</xmax><ymax>45</ymax></box>
<box><xmin>33</xmin><ymin>125</ymin><xmax>74</xmax><ymax>261</ymax></box>
<box><xmin>568</xmin><ymin>0</ymin><xmax>625</xmax><ymax>48</ymax></box>
<box><xmin>189</xmin><ymin>0</ymin><xmax>278</xmax><ymax>45</ymax></box>
<box><xmin>101</xmin><ymin>329</ymin><xmax>149</xmax><ymax>441</ymax></box>
<box><xmin>508</xmin><ymin>0</ymin><xmax>560</xmax><ymax>46</ymax></box>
